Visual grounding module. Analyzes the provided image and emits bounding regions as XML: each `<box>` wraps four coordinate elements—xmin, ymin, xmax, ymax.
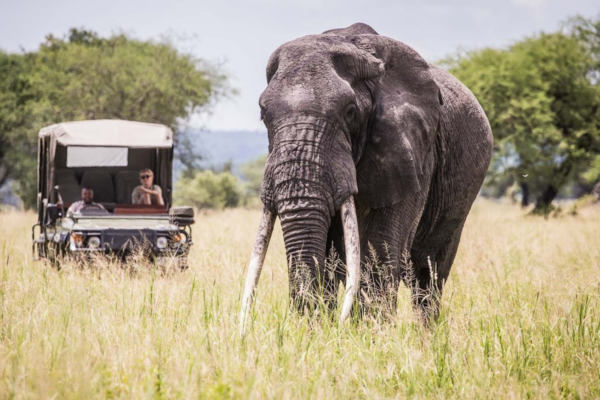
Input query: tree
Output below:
<box><xmin>0</xmin><ymin>51</ymin><xmax>29</xmax><ymax>187</ymax></box>
<box><xmin>566</xmin><ymin>15</ymin><xmax>600</xmax><ymax>83</ymax></box>
<box><xmin>566</xmin><ymin>15</ymin><xmax>600</xmax><ymax>190</ymax></box>
<box><xmin>443</xmin><ymin>18</ymin><xmax>600</xmax><ymax>214</ymax></box>
<box><xmin>240</xmin><ymin>154</ymin><xmax>267</xmax><ymax>198</ymax></box>
<box><xmin>238</xmin><ymin>154</ymin><xmax>267</xmax><ymax>208</ymax></box>
<box><xmin>0</xmin><ymin>28</ymin><xmax>231</xmax><ymax>208</ymax></box>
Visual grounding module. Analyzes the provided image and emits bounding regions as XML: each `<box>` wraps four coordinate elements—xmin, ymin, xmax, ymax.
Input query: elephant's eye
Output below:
<box><xmin>345</xmin><ymin>104</ymin><xmax>357</xmax><ymax>124</ymax></box>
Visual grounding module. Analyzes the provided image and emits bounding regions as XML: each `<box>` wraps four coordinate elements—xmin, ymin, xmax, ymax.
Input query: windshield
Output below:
<box><xmin>41</xmin><ymin>141</ymin><xmax>173</xmax><ymax>211</ymax></box>
<box><xmin>67</xmin><ymin>146</ymin><xmax>128</xmax><ymax>167</ymax></box>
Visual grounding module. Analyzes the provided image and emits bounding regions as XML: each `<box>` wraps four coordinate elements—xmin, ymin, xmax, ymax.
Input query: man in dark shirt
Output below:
<box><xmin>66</xmin><ymin>187</ymin><xmax>107</xmax><ymax>217</ymax></box>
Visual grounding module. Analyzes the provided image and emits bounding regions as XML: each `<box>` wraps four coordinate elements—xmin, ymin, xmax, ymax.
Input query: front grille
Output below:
<box><xmin>101</xmin><ymin>229</ymin><xmax>156</xmax><ymax>251</ymax></box>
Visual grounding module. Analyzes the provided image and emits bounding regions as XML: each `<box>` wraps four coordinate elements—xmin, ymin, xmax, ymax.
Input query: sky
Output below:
<box><xmin>0</xmin><ymin>0</ymin><xmax>598</xmax><ymax>132</ymax></box>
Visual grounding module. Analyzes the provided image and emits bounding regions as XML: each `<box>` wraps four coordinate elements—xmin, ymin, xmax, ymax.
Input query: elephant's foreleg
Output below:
<box><xmin>409</xmin><ymin>217</ymin><xmax>466</xmax><ymax>324</ymax></box>
<box><xmin>357</xmin><ymin>200</ymin><xmax>425</xmax><ymax>318</ymax></box>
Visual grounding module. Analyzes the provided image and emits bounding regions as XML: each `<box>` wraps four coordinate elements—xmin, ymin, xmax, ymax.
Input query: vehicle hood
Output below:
<box><xmin>63</xmin><ymin>216</ymin><xmax>177</xmax><ymax>231</ymax></box>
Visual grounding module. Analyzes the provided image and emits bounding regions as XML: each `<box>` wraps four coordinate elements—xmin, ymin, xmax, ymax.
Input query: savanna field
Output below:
<box><xmin>1</xmin><ymin>200</ymin><xmax>599</xmax><ymax>399</ymax></box>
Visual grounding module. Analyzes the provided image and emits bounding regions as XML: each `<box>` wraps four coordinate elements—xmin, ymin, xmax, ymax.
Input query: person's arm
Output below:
<box><xmin>137</xmin><ymin>186</ymin><xmax>163</xmax><ymax>205</ymax></box>
<box><xmin>66</xmin><ymin>202</ymin><xmax>78</xmax><ymax>218</ymax></box>
<box><xmin>154</xmin><ymin>185</ymin><xmax>164</xmax><ymax>206</ymax></box>
<box><xmin>132</xmin><ymin>187</ymin><xmax>142</xmax><ymax>204</ymax></box>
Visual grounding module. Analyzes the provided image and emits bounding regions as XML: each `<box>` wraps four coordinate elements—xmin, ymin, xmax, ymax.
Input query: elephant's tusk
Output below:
<box><xmin>339</xmin><ymin>196</ymin><xmax>361</xmax><ymax>324</ymax></box>
<box><xmin>240</xmin><ymin>207</ymin><xmax>276</xmax><ymax>335</ymax></box>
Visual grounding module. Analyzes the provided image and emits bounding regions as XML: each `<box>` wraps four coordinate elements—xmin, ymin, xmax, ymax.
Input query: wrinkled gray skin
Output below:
<box><xmin>259</xmin><ymin>23</ymin><xmax>493</xmax><ymax>318</ymax></box>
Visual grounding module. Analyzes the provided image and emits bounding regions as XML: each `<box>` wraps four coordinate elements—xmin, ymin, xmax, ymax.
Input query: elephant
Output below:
<box><xmin>240</xmin><ymin>23</ymin><xmax>493</xmax><ymax>331</ymax></box>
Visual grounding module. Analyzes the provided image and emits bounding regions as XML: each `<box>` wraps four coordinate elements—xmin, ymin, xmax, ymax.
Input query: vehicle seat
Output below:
<box><xmin>101</xmin><ymin>202</ymin><xmax>116</xmax><ymax>212</ymax></box>
<box><xmin>58</xmin><ymin>183</ymin><xmax>82</xmax><ymax>203</ymax></box>
<box><xmin>114</xmin><ymin>171</ymin><xmax>141</xmax><ymax>204</ymax></box>
<box><xmin>81</xmin><ymin>170</ymin><xmax>115</xmax><ymax>203</ymax></box>
<box><xmin>55</xmin><ymin>169</ymin><xmax>79</xmax><ymax>185</ymax></box>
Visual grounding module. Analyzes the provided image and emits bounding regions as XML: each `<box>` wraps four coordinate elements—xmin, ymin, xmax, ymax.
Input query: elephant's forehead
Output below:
<box><xmin>277</xmin><ymin>81</ymin><xmax>343</xmax><ymax>113</ymax></box>
<box><xmin>264</xmin><ymin>35</ymin><xmax>356</xmax><ymax>111</ymax></box>
<box><xmin>284</xmin><ymin>84</ymin><xmax>316</xmax><ymax>105</ymax></box>
<box><xmin>274</xmin><ymin>41</ymin><xmax>349</xmax><ymax>86</ymax></box>
<box><xmin>277</xmin><ymin>35</ymin><xmax>346</xmax><ymax>61</ymax></box>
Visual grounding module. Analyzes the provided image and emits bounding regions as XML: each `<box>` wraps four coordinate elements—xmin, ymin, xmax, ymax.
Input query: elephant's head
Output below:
<box><xmin>240</xmin><ymin>23</ymin><xmax>443</xmax><ymax>331</ymax></box>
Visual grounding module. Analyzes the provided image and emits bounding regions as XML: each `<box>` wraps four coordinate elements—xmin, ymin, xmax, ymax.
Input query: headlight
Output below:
<box><xmin>156</xmin><ymin>237</ymin><xmax>168</xmax><ymax>249</ymax></box>
<box><xmin>71</xmin><ymin>233</ymin><xmax>84</xmax><ymax>248</ymax></box>
<box><xmin>173</xmin><ymin>232</ymin><xmax>187</xmax><ymax>244</ymax></box>
<box><xmin>88</xmin><ymin>236</ymin><xmax>101</xmax><ymax>249</ymax></box>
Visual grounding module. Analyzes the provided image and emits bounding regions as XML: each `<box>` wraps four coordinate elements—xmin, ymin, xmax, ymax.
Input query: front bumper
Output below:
<box><xmin>68</xmin><ymin>229</ymin><xmax>190</xmax><ymax>255</ymax></box>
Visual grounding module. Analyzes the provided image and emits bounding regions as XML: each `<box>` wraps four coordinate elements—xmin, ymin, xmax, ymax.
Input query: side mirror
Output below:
<box><xmin>46</xmin><ymin>203</ymin><xmax>61</xmax><ymax>225</ymax></box>
<box><xmin>169</xmin><ymin>206</ymin><xmax>195</xmax><ymax>226</ymax></box>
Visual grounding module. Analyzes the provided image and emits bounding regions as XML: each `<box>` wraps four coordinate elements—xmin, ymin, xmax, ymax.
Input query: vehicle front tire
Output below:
<box><xmin>178</xmin><ymin>255</ymin><xmax>189</xmax><ymax>271</ymax></box>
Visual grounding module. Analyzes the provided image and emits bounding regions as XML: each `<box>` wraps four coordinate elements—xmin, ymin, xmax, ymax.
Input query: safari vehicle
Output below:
<box><xmin>32</xmin><ymin>120</ymin><xmax>195</xmax><ymax>267</ymax></box>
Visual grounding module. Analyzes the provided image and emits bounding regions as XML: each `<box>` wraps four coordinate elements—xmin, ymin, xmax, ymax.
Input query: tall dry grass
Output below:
<box><xmin>0</xmin><ymin>200</ymin><xmax>599</xmax><ymax>399</ymax></box>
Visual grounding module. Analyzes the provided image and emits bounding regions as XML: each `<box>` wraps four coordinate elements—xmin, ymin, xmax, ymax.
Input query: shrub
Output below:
<box><xmin>239</xmin><ymin>154</ymin><xmax>266</xmax><ymax>208</ymax></box>
<box><xmin>174</xmin><ymin>170</ymin><xmax>240</xmax><ymax>210</ymax></box>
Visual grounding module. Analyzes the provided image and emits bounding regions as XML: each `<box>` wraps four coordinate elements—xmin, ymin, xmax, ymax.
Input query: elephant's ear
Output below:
<box><xmin>352</xmin><ymin>35</ymin><xmax>443</xmax><ymax>209</ymax></box>
<box><xmin>266</xmin><ymin>47</ymin><xmax>281</xmax><ymax>83</ymax></box>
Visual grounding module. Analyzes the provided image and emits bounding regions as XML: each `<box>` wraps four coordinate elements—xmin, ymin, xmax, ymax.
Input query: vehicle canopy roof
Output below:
<box><xmin>39</xmin><ymin>120</ymin><xmax>173</xmax><ymax>148</ymax></box>
<box><xmin>37</xmin><ymin>120</ymin><xmax>175</xmax><ymax>210</ymax></box>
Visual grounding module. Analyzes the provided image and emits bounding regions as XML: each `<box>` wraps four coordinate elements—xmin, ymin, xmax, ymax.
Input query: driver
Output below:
<box><xmin>66</xmin><ymin>187</ymin><xmax>107</xmax><ymax>217</ymax></box>
<box><xmin>132</xmin><ymin>168</ymin><xmax>164</xmax><ymax>205</ymax></box>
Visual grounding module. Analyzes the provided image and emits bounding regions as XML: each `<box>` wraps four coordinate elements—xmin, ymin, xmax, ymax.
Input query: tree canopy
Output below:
<box><xmin>240</xmin><ymin>154</ymin><xmax>266</xmax><ymax>199</ymax></box>
<box><xmin>443</xmin><ymin>15</ymin><xmax>600</xmax><ymax>213</ymax></box>
<box><xmin>0</xmin><ymin>28</ymin><xmax>231</xmax><ymax>207</ymax></box>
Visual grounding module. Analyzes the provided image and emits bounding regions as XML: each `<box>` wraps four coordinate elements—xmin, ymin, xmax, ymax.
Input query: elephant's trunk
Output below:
<box><xmin>278</xmin><ymin>199</ymin><xmax>330</xmax><ymax>310</ymax></box>
<box><xmin>240</xmin><ymin>117</ymin><xmax>360</xmax><ymax>329</ymax></box>
<box><xmin>278</xmin><ymin>195</ymin><xmax>360</xmax><ymax>318</ymax></box>
<box><xmin>262</xmin><ymin>121</ymin><xmax>337</xmax><ymax>310</ymax></box>
<box><xmin>239</xmin><ymin>195</ymin><xmax>360</xmax><ymax>334</ymax></box>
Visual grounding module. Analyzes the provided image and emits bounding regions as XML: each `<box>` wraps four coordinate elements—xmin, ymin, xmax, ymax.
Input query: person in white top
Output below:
<box><xmin>131</xmin><ymin>168</ymin><xmax>164</xmax><ymax>205</ymax></box>
<box><xmin>66</xmin><ymin>187</ymin><xmax>107</xmax><ymax>217</ymax></box>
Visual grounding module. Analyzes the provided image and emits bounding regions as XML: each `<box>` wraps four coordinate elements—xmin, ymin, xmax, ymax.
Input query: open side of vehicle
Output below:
<box><xmin>32</xmin><ymin>120</ymin><xmax>195</xmax><ymax>267</ymax></box>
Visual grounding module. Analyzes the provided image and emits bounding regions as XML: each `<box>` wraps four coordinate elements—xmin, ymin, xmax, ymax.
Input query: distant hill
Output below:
<box><xmin>188</xmin><ymin>130</ymin><xmax>268</xmax><ymax>176</ymax></box>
